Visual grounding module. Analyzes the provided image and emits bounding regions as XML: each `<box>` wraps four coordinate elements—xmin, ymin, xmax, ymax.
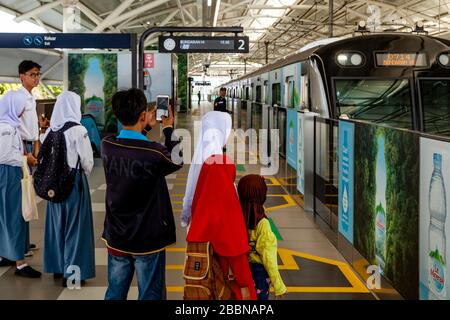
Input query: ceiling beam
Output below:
<box><xmin>93</xmin><ymin>0</ymin><xmax>135</xmax><ymax>32</ymax></box>
<box><xmin>14</xmin><ymin>0</ymin><xmax>63</xmax><ymax>23</ymax></box>
<box><xmin>176</xmin><ymin>0</ymin><xmax>187</xmax><ymax>25</ymax></box>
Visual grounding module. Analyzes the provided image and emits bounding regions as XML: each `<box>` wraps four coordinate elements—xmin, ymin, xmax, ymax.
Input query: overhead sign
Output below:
<box><xmin>194</xmin><ymin>81</ymin><xmax>211</xmax><ymax>86</ymax></box>
<box><xmin>0</xmin><ymin>33</ymin><xmax>134</xmax><ymax>49</ymax></box>
<box><xmin>158</xmin><ymin>36</ymin><xmax>249</xmax><ymax>53</ymax></box>
<box><xmin>375</xmin><ymin>52</ymin><xmax>428</xmax><ymax>67</ymax></box>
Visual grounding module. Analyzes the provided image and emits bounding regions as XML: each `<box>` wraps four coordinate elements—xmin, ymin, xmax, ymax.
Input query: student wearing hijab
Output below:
<box><xmin>0</xmin><ymin>90</ymin><xmax>42</xmax><ymax>277</ymax></box>
<box><xmin>237</xmin><ymin>174</ymin><xmax>286</xmax><ymax>300</ymax></box>
<box><xmin>182</xmin><ymin>111</ymin><xmax>257</xmax><ymax>300</ymax></box>
<box><xmin>40</xmin><ymin>91</ymin><xmax>95</xmax><ymax>287</ymax></box>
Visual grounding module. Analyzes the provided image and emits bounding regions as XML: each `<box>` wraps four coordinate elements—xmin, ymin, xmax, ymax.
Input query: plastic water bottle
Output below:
<box><xmin>428</xmin><ymin>153</ymin><xmax>447</xmax><ymax>300</ymax></box>
<box><xmin>375</xmin><ymin>203</ymin><xmax>386</xmax><ymax>271</ymax></box>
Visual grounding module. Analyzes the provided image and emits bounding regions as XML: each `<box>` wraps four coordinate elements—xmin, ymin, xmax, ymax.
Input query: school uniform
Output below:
<box><xmin>0</xmin><ymin>122</ymin><xmax>27</xmax><ymax>261</ymax></box>
<box><xmin>41</xmin><ymin>91</ymin><xmax>95</xmax><ymax>281</ymax></box>
<box><xmin>0</xmin><ymin>91</ymin><xmax>28</xmax><ymax>263</ymax></box>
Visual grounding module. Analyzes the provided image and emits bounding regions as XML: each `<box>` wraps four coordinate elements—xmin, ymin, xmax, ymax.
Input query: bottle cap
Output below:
<box><xmin>433</xmin><ymin>153</ymin><xmax>442</xmax><ymax>167</ymax></box>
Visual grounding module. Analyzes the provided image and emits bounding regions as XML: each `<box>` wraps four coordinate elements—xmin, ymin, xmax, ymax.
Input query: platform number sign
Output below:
<box><xmin>159</xmin><ymin>36</ymin><xmax>249</xmax><ymax>53</ymax></box>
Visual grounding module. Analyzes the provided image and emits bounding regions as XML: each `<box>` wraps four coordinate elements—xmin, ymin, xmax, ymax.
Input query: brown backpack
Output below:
<box><xmin>183</xmin><ymin>242</ymin><xmax>235</xmax><ymax>300</ymax></box>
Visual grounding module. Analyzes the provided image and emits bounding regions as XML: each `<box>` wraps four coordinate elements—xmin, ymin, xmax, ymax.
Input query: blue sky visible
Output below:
<box><xmin>84</xmin><ymin>58</ymin><xmax>104</xmax><ymax>100</ymax></box>
<box><xmin>376</xmin><ymin>135</ymin><xmax>387</xmax><ymax>208</ymax></box>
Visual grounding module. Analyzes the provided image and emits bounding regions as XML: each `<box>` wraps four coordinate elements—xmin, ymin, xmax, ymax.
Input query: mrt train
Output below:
<box><xmin>220</xmin><ymin>33</ymin><xmax>450</xmax><ymax>157</ymax></box>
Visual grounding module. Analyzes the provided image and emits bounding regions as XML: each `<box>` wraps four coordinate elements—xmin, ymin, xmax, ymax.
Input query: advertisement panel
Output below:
<box><xmin>68</xmin><ymin>53</ymin><xmax>117</xmax><ymax>132</ymax></box>
<box><xmin>420</xmin><ymin>138</ymin><xmax>450</xmax><ymax>300</ymax></box>
<box><xmin>338</xmin><ymin>121</ymin><xmax>354</xmax><ymax>244</ymax></box>
<box><xmin>297</xmin><ymin>112</ymin><xmax>305</xmax><ymax>194</ymax></box>
<box><xmin>353</xmin><ymin>123</ymin><xmax>419</xmax><ymax>300</ymax></box>
<box><xmin>286</xmin><ymin>108</ymin><xmax>298</xmax><ymax>169</ymax></box>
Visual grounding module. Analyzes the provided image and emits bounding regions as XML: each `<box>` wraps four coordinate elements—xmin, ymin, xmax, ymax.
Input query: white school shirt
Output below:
<box><xmin>40</xmin><ymin>125</ymin><xmax>94</xmax><ymax>176</ymax></box>
<box><xmin>17</xmin><ymin>87</ymin><xmax>39</xmax><ymax>142</ymax></box>
<box><xmin>0</xmin><ymin>123</ymin><xmax>23</xmax><ymax>167</ymax></box>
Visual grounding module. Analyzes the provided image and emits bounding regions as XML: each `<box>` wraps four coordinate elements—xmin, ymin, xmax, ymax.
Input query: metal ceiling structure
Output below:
<box><xmin>2</xmin><ymin>0</ymin><xmax>450</xmax><ymax>78</ymax></box>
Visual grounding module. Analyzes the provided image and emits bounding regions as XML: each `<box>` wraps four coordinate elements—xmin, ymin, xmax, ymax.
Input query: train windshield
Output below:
<box><xmin>335</xmin><ymin>79</ymin><xmax>413</xmax><ymax>129</ymax></box>
<box><xmin>420</xmin><ymin>79</ymin><xmax>450</xmax><ymax>136</ymax></box>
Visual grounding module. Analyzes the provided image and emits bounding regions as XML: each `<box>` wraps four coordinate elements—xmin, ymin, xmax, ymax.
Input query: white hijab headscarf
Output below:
<box><xmin>181</xmin><ymin>111</ymin><xmax>232</xmax><ymax>227</ymax></box>
<box><xmin>50</xmin><ymin>91</ymin><xmax>82</xmax><ymax>131</ymax></box>
<box><xmin>0</xmin><ymin>90</ymin><xmax>27</xmax><ymax>128</ymax></box>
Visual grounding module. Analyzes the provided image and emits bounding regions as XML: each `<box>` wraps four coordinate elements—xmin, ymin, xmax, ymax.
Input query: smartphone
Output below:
<box><xmin>156</xmin><ymin>95</ymin><xmax>169</xmax><ymax>121</ymax></box>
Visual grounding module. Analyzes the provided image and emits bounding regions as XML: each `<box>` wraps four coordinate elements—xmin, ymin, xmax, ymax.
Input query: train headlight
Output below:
<box><xmin>336</xmin><ymin>52</ymin><xmax>364</xmax><ymax>67</ymax></box>
<box><xmin>337</xmin><ymin>54</ymin><xmax>348</xmax><ymax>66</ymax></box>
<box><xmin>350</xmin><ymin>53</ymin><xmax>363</xmax><ymax>66</ymax></box>
<box><xmin>438</xmin><ymin>53</ymin><xmax>450</xmax><ymax>67</ymax></box>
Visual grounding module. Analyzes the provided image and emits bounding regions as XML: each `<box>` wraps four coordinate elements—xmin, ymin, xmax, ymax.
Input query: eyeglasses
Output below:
<box><xmin>26</xmin><ymin>72</ymin><xmax>42</xmax><ymax>78</ymax></box>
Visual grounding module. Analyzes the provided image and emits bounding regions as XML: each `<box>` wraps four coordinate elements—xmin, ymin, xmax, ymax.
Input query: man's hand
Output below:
<box><xmin>161</xmin><ymin>105</ymin><xmax>174</xmax><ymax>128</ymax></box>
<box><xmin>26</xmin><ymin>153</ymin><xmax>37</xmax><ymax>167</ymax></box>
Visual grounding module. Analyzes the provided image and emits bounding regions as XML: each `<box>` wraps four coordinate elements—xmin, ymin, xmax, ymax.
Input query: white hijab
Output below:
<box><xmin>0</xmin><ymin>90</ymin><xmax>27</xmax><ymax>128</ymax></box>
<box><xmin>181</xmin><ymin>111</ymin><xmax>232</xmax><ymax>227</ymax></box>
<box><xmin>50</xmin><ymin>91</ymin><xmax>82</xmax><ymax>131</ymax></box>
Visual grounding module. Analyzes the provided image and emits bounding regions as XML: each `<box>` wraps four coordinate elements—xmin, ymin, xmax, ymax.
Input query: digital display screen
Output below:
<box><xmin>376</xmin><ymin>53</ymin><xmax>428</xmax><ymax>67</ymax></box>
<box><xmin>179</xmin><ymin>39</ymin><xmax>234</xmax><ymax>50</ymax></box>
<box><xmin>157</xmin><ymin>97</ymin><xmax>168</xmax><ymax>110</ymax></box>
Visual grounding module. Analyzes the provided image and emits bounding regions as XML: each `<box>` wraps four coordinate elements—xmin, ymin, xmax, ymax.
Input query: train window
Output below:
<box><xmin>245</xmin><ymin>87</ymin><xmax>250</xmax><ymax>100</ymax></box>
<box><xmin>420</xmin><ymin>79</ymin><xmax>450</xmax><ymax>136</ymax></box>
<box><xmin>335</xmin><ymin>79</ymin><xmax>413</xmax><ymax>129</ymax></box>
<box><xmin>272</xmin><ymin>83</ymin><xmax>281</xmax><ymax>106</ymax></box>
<box><xmin>263</xmin><ymin>80</ymin><xmax>269</xmax><ymax>104</ymax></box>
<box><xmin>256</xmin><ymin>85</ymin><xmax>262</xmax><ymax>103</ymax></box>
<box><xmin>285</xmin><ymin>77</ymin><xmax>296</xmax><ymax>108</ymax></box>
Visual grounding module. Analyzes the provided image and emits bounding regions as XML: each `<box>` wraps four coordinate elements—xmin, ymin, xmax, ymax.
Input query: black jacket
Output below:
<box><xmin>214</xmin><ymin>96</ymin><xmax>227</xmax><ymax>112</ymax></box>
<box><xmin>101</xmin><ymin>127</ymin><xmax>182</xmax><ymax>254</ymax></box>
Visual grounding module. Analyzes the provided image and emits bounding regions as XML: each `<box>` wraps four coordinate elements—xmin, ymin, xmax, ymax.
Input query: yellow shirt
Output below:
<box><xmin>248</xmin><ymin>218</ymin><xmax>287</xmax><ymax>296</ymax></box>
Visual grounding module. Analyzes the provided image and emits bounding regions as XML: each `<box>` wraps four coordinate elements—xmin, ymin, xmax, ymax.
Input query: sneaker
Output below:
<box><xmin>24</xmin><ymin>250</ymin><xmax>34</xmax><ymax>257</ymax></box>
<box><xmin>15</xmin><ymin>266</ymin><xmax>42</xmax><ymax>278</ymax></box>
<box><xmin>0</xmin><ymin>257</ymin><xmax>16</xmax><ymax>267</ymax></box>
<box><xmin>29</xmin><ymin>244</ymin><xmax>39</xmax><ymax>251</ymax></box>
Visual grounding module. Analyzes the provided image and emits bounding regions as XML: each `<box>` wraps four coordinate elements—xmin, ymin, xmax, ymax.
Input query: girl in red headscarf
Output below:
<box><xmin>182</xmin><ymin>111</ymin><xmax>256</xmax><ymax>300</ymax></box>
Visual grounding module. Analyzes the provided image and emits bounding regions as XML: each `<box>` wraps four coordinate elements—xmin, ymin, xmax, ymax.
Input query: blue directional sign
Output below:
<box><xmin>0</xmin><ymin>33</ymin><xmax>134</xmax><ymax>49</ymax></box>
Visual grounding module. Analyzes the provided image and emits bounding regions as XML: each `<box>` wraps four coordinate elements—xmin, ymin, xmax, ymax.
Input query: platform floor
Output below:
<box><xmin>0</xmin><ymin>101</ymin><xmax>376</xmax><ymax>300</ymax></box>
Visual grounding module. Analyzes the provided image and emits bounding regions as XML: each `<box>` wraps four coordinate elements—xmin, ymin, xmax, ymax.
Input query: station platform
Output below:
<box><xmin>0</xmin><ymin>101</ymin><xmax>375</xmax><ymax>300</ymax></box>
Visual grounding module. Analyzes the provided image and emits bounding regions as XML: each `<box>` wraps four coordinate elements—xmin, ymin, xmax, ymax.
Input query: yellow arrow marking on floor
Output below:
<box><xmin>264</xmin><ymin>195</ymin><xmax>297</xmax><ymax>212</ymax></box>
<box><xmin>163</xmin><ymin>247</ymin><xmax>369</xmax><ymax>293</ymax></box>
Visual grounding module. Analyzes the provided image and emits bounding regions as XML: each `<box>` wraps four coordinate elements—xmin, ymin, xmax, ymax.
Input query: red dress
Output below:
<box><xmin>186</xmin><ymin>154</ymin><xmax>257</xmax><ymax>300</ymax></box>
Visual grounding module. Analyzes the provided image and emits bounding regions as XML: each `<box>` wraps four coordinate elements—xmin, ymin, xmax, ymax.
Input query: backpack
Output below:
<box><xmin>183</xmin><ymin>242</ymin><xmax>235</xmax><ymax>300</ymax></box>
<box><xmin>33</xmin><ymin>122</ymin><xmax>80</xmax><ymax>203</ymax></box>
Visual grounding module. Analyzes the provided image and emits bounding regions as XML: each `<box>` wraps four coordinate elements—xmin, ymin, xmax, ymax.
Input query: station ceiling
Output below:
<box><xmin>1</xmin><ymin>0</ymin><xmax>450</xmax><ymax>78</ymax></box>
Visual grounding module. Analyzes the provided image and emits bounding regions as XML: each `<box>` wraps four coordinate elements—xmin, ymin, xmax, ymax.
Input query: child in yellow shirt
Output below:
<box><xmin>237</xmin><ymin>174</ymin><xmax>287</xmax><ymax>300</ymax></box>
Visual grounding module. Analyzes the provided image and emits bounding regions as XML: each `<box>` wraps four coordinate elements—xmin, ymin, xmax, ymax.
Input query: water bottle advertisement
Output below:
<box><xmin>297</xmin><ymin>112</ymin><xmax>305</xmax><ymax>195</ymax></box>
<box><xmin>286</xmin><ymin>108</ymin><xmax>298</xmax><ymax>169</ymax></box>
<box><xmin>352</xmin><ymin>123</ymin><xmax>419</xmax><ymax>300</ymax></box>
<box><xmin>419</xmin><ymin>138</ymin><xmax>450</xmax><ymax>300</ymax></box>
<box><xmin>338</xmin><ymin>121</ymin><xmax>354</xmax><ymax>244</ymax></box>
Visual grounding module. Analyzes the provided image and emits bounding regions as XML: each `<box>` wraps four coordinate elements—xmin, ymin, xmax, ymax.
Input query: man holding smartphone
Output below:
<box><xmin>102</xmin><ymin>88</ymin><xmax>183</xmax><ymax>300</ymax></box>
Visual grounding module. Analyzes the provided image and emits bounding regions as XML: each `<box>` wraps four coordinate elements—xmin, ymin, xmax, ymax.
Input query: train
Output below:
<box><xmin>219</xmin><ymin>32</ymin><xmax>450</xmax><ymax>158</ymax></box>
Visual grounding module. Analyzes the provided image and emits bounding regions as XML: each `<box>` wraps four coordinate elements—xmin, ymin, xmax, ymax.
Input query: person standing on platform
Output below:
<box><xmin>213</xmin><ymin>87</ymin><xmax>230</xmax><ymax>113</ymax></box>
<box><xmin>40</xmin><ymin>91</ymin><xmax>96</xmax><ymax>287</ymax></box>
<box><xmin>18</xmin><ymin>60</ymin><xmax>49</xmax><ymax>257</ymax></box>
<box><xmin>197</xmin><ymin>91</ymin><xmax>201</xmax><ymax>105</ymax></box>
<box><xmin>181</xmin><ymin>111</ymin><xmax>257</xmax><ymax>300</ymax></box>
<box><xmin>0</xmin><ymin>90</ymin><xmax>42</xmax><ymax>278</ymax></box>
<box><xmin>102</xmin><ymin>88</ymin><xmax>182</xmax><ymax>300</ymax></box>
<box><xmin>237</xmin><ymin>174</ymin><xmax>287</xmax><ymax>300</ymax></box>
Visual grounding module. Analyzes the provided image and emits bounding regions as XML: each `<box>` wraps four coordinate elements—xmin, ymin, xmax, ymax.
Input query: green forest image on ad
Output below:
<box><xmin>68</xmin><ymin>53</ymin><xmax>118</xmax><ymax>133</ymax></box>
<box><xmin>353</xmin><ymin>123</ymin><xmax>419</xmax><ymax>299</ymax></box>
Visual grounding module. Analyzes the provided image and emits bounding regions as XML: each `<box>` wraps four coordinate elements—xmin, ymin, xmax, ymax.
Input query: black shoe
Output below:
<box><xmin>15</xmin><ymin>266</ymin><xmax>42</xmax><ymax>278</ymax></box>
<box><xmin>0</xmin><ymin>258</ymin><xmax>16</xmax><ymax>267</ymax></box>
<box><xmin>29</xmin><ymin>244</ymin><xmax>38</xmax><ymax>251</ymax></box>
<box><xmin>54</xmin><ymin>273</ymin><xmax>63</xmax><ymax>279</ymax></box>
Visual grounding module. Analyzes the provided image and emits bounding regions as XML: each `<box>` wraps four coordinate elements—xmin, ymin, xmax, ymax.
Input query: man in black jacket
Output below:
<box><xmin>213</xmin><ymin>87</ymin><xmax>231</xmax><ymax>113</ymax></box>
<box><xmin>101</xmin><ymin>88</ymin><xmax>182</xmax><ymax>300</ymax></box>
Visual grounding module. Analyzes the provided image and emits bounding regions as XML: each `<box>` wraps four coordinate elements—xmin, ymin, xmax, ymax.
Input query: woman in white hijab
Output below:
<box><xmin>0</xmin><ymin>90</ymin><xmax>42</xmax><ymax>278</ymax></box>
<box><xmin>40</xmin><ymin>91</ymin><xmax>95</xmax><ymax>287</ymax></box>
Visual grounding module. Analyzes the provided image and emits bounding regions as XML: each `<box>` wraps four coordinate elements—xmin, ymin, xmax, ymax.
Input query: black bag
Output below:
<box><xmin>33</xmin><ymin>122</ymin><xmax>80</xmax><ymax>203</ymax></box>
